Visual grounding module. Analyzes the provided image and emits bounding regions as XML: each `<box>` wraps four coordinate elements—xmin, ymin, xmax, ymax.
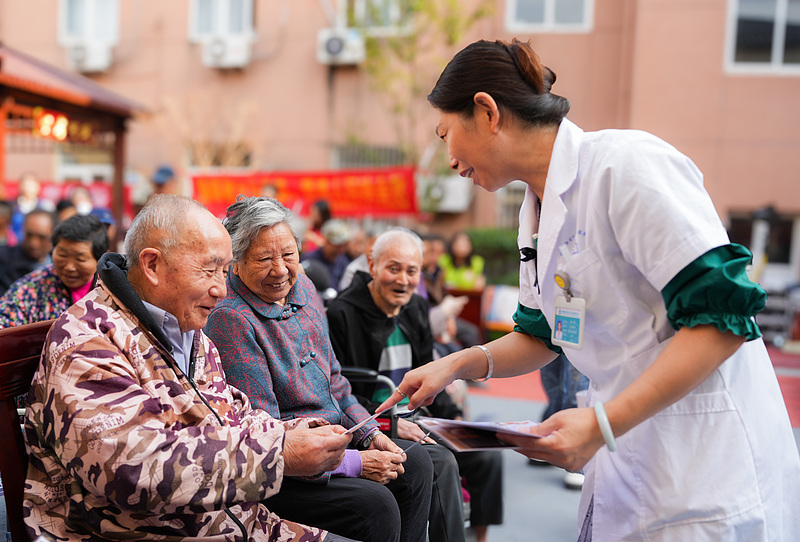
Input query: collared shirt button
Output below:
<box><xmin>310</xmin><ymin>351</ymin><xmax>316</xmax><ymax>358</ymax></box>
<box><xmin>292</xmin><ymin>306</ymin><xmax>298</xmax><ymax>312</ymax></box>
<box><xmin>300</xmin><ymin>360</ymin><xmax>308</xmax><ymax>367</ymax></box>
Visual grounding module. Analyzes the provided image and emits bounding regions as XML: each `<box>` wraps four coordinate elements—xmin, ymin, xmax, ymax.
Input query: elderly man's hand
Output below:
<box><xmin>283</xmin><ymin>420</ymin><xmax>352</xmax><ymax>476</ymax></box>
<box><xmin>359</xmin><ymin>449</ymin><xmax>405</xmax><ymax>484</ymax></box>
<box><xmin>397</xmin><ymin>418</ymin><xmax>436</xmax><ymax>444</ymax></box>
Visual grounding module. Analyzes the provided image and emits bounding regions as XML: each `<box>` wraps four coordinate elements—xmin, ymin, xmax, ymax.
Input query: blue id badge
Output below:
<box><xmin>552</xmin><ymin>295</ymin><xmax>585</xmax><ymax>350</ymax></box>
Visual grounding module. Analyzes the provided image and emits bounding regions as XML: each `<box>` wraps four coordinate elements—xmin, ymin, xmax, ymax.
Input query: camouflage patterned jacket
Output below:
<box><xmin>23</xmin><ymin>253</ymin><xmax>329</xmax><ymax>541</ymax></box>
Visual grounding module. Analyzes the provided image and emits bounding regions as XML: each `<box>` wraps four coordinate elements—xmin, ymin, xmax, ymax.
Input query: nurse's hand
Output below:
<box><xmin>500</xmin><ymin>407</ymin><xmax>605</xmax><ymax>472</ymax></box>
<box><xmin>375</xmin><ymin>356</ymin><xmax>457</xmax><ymax>413</ymax></box>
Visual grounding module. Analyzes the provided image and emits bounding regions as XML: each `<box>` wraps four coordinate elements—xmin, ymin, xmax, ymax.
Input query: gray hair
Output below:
<box><xmin>223</xmin><ymin>196</ymin><xmax>300</xmax><ymax>263</ymax></box>
<box><xmin>124</xmin><ymin>194</ymin><xmax>206</xmax><ymax>267</ymax></box>
<box><xmin>371</xmin><ymin>228</ymin><xmax>423</xmax><ymax>264</ymax></box>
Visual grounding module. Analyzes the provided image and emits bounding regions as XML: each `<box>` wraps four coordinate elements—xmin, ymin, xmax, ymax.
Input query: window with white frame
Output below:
<box><xmin>58</xmin><ymin>0</ymin><xmax>119</xmax><ymax>45</ymax></box>
<box><xmin>505</xmin><ymin>0</ymin><xmax>594</xmax><ymax>33</ymax></box>
<box><xmin>496</xmin><ymin>181</ymin><xmax>527</xmax><ymax>230</ymax></box>
<box><xmin>189</xmin><ymin>0</ymin><xmax>254</xmax><ymax>42</ymax></box>
<box><xmin>728</xmin><ymin>0</ymin><xmax>800</xmax><ymax>71</ymax></box>
<box><xmin>344</xmin><ymin>0</ymin><xmax>412</xmax><ymax>36</ymax></box>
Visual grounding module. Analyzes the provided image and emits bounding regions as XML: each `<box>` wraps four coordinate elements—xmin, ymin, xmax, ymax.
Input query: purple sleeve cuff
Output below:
<box><xmin>330</xmin><ymin>449</ymin><xmax>363</xmax><ymax>478</ymax></box>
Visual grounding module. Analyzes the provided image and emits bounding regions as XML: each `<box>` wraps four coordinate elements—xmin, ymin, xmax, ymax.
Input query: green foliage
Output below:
<box><xmin>466</xmin><ymin>227</ymin><xmax>520</xmax><ymax>286</ymax></box>
<box><xmin>358</xmin><ymin>0</ymin><xmax>495</xmax><ymax>163</ymax></box>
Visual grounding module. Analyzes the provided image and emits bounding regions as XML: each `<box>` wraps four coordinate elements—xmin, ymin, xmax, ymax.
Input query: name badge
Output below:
<box><xmin>552</xmin><ymin>271</ymin><xmax>585</xmax><ymax>350</ymax></box>
<box><xmin>552</xmin><ymin>296</ymin><xmax>585</xmax><ymax>350</ymax></box>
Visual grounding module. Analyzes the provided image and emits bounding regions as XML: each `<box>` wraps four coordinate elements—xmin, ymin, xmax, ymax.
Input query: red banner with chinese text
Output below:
<box><xmin>191</xmin><ymin>167</ymin><xmax>418</xmax><ymax>219</ymax></box>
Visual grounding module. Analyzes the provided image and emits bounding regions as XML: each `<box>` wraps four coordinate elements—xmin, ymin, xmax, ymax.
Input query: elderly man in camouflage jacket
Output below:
<box><xmin>23</xmin><ymin>195</ymin><xmax>355</xmax><ymax>542</ymax></box>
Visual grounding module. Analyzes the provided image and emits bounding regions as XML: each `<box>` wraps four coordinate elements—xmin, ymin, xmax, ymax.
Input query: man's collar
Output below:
<box><xmin>97</xmin><ymin>252</ymin><xmax>173</xmax><ymax>352</ymax></box>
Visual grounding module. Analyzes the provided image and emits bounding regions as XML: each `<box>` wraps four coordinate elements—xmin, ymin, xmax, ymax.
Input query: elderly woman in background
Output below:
<box><xmin>204</xmin><ymin>196</ymin><xmax>434</xmax><ymax>542</ymax></box>
<box><xmin>0</xmin><ymin>214</ymin><xmax>107</xmax><ymax>328</ymax></box>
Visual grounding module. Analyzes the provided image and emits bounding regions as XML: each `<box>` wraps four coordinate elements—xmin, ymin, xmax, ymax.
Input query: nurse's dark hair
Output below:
<box><xmin>427</xmin><ymin>38</ymin><xmax>570</xmax><ymax>127</ymax></box>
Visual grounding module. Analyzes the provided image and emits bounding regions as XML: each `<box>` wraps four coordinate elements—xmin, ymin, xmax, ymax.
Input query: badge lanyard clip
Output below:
<box><xmin>554</xmin><ymin>271</ymin><xmax>573</xmax><ymax>302</ymax></box>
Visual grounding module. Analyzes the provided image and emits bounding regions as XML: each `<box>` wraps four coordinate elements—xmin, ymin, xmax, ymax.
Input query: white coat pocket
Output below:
<box><xmin>630</xmin><ymin>390</ymin><xmax>760</xmax><ymax>533</ymax></box>
<box><xmin>560</xmin><ymin>247</ymin><xmax>628</xmax><ymax>333</ymax></box>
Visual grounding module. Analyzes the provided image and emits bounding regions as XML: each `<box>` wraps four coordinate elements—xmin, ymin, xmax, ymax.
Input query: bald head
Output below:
<box><xmin>368</xmin><ymin>229</ymin><xmax>423</xmax><ymax>316</ymax></box>
<box><xmin>126</xmin><ymin>194</ymin><xmax>232</xmax><ymax>332</ymax></box>
<box><xmin>125</xmin><ymin>195</ymin><xmax>217</xmax><ymax>266</ymax></box>
<box><xmin>370</xmin><ymin>229</ymin><xmax>423</xmax><ymax>266</ymax></box>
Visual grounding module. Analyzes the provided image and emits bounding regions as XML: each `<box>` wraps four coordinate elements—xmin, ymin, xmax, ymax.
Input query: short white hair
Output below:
<box><xmin>124</xmin><ymin>194</ymin><xmax>206</xmax><ymax>267</ymax></box>
<box><xmin>370</xmin><ymin>228</ymin><xmax>423</xmax><ymax>263</ymax></box>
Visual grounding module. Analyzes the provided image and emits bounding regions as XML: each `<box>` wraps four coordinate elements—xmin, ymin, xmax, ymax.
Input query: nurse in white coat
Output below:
<box><xmin>378</xmin><ymin>38</ymin><xmax>800</xmax><ymax>541</ymax></box>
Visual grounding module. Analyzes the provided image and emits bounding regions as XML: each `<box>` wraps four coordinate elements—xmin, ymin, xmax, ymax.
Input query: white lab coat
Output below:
<box><xmin>518</xmin><ymin>119</ymin><xmax>800</xmax><ymax>541</ymax></box>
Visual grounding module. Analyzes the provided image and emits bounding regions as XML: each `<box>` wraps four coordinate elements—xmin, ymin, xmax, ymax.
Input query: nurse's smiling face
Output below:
<box><xmin>435</xmin><ymin>101</ymin><xmax>509</xmax><ymax>193</ymax></box>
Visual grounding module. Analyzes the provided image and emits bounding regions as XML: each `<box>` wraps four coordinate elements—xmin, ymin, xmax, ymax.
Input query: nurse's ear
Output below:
<box><xmin>473</xmin><ymin>92</ymin><xmax>502</xmax><ymax>134</ymax></box>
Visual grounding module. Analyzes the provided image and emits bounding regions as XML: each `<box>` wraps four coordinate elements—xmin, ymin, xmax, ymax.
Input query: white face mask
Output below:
<box><xmin>76</xmin><ymin>201</ymin><xmax>93</xmax><ymax>215</ymax></box>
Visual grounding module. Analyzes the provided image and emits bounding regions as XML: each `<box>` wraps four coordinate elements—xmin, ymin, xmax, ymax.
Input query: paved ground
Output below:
<box><xmin>468</xmin><ymin>394</ymin><xmax>582</xmax><ymax>542</ymax></box>
<box><xmin>465</xmin><ymin>350</ymin><xmax>800</xmax><ymax>542</ymax></box>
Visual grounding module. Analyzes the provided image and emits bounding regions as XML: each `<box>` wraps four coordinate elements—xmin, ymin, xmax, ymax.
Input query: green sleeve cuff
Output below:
<box><xmin>512</xmin><ymin>303</ymin><xmax>564</xmax><ymax>355</ymax></box>
<box><xmin>661</xmin><ymin>244</ymin><xmax>766</xmax><ymax>341</ymax></box>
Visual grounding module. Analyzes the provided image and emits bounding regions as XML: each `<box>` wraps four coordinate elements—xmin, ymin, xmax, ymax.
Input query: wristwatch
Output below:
<box><xmin>358</xmin><ymin>430</ymin><xmax>382</xmax><ymax>450</ymax></box>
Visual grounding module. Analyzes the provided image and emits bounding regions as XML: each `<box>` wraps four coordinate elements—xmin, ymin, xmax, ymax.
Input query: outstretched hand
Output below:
<box><xmin>375</xmin><ymin>357</ymin><xmax>457</xmax><ymax>414</ymax></box>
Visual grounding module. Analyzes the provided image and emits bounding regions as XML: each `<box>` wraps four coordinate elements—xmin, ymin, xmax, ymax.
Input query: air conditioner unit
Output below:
<box><xmin>317</xmin><ymin>28</ymin><xmax>365</xmax><ymax>66</ymax></box>
<box><xmin>67</xmin><ymin>42</ymin><xmax>113</xmax><ymax>73</ymax></box>
<box><xmin>202</xmin><ymin>35</ymin><xmax>252</xmax><ymax>69</ymax></box>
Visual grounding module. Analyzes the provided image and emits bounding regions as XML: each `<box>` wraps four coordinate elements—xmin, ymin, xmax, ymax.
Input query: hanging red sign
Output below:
<box><xmin>192</xmin><ymin>166</ymin><xmax>419</xmax><ymax>218</ymax></box>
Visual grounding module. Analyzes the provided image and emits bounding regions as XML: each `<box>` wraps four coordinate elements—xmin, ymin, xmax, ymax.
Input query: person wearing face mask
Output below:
<box><xmin>0</xmin><ymin>214</ymin><xmax>107</xmax><ymax>329</ymax></box>
<box><xmin>377</xmin><ymin>38</ymin><xmax>800</xmax><ymax>542</ymax></box>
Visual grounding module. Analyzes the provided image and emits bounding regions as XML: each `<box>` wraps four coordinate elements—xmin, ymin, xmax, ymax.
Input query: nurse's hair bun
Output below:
<box><xmin>428</xmin><ymin>38</ymin><xmax>570</xmax><ymax>127</ymax></box>
<box><xmin>500</xmin><ymin>38</ymin><xmax>557</xmax><ymax>96</ymax></box>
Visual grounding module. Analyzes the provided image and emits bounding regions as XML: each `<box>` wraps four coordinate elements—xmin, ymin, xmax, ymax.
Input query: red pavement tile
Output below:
<box><xmin>467</xmin><ymin>371</ymin><xmax>548</xmax><ymax>402</ymax></box>
<box><xmin>767</xmin><ymin>346</ymin><xmax>800</xmax><ymax>370</ymax></box>
<box><xmin>777</xmin><ymin>376</ymin><xmax>800</xmax><ymax>428</ymax></box>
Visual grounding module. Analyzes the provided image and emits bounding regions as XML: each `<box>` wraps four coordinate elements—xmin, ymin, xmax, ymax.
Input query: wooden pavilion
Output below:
<box><xmin>0</xmin><ymin>42</ymin><xmax>142</xmax><ymax>233</ymax></box>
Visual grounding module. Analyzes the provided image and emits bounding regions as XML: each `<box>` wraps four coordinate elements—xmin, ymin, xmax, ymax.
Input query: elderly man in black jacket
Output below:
<box><xmin>327</xmin><ymin>228</ymin><xmax>503</xmax><ymax>542</ymax></box>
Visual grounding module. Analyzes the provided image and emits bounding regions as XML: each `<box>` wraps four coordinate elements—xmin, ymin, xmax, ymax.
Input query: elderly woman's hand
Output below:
<box><xmin>359</xmin><ymin>449</ymin><xmax>405</xmax><ymax>484</ymax></box>
<box><xmin>282</xmin><ymin>420</ymin><xmax>352</xmax><ymax>476</ymax></box>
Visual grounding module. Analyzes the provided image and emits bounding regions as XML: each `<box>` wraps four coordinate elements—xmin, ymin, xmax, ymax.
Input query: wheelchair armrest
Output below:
<box><xmin>340</xmin><ymin>366</ymin><xmax>399</xmax><ymax>439</ymax></box>
<box><xmin>340</xmin><ymin>366</ymin><xmax>381</xmax><ymax>381</ymax></box>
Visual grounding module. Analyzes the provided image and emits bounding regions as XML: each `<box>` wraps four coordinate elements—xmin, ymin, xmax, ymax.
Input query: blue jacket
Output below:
<box><xmin>205</xmin><ymin>272</ymin><xmax>378</xmax><ymax>442</ymax></box>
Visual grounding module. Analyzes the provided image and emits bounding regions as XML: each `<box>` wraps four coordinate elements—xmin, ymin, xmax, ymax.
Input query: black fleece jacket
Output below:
<box><xmin>327</xmin><ymin>270</ymin><xmax>461</xmax><ymax>419</ymax></box>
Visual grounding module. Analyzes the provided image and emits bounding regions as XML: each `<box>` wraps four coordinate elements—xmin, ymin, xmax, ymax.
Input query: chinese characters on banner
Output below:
<box><xmin>192</xmin><ymin>167</ymin><xmax>418</xmax><ymax>218</ymax></box>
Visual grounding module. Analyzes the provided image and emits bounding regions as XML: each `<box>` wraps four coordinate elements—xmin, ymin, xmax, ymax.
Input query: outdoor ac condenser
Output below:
<box><xmin>67</xmin><ymin>42</ymin><xmax>113</xmax><ymax>73</ymax></box>
<box><xmin>202</xmin><ymin>35</ymin><xmax>252</xmax><ymax>69</ymax></box>
<box><xmin>316</xmin><ymin>28</ymin><xmax>366</xmax><ymax>66</ymax></box>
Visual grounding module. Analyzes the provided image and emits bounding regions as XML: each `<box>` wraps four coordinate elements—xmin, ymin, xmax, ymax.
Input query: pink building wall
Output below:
<box><xmin>1</xmin><ymin>0</ymin><xmax>798</xmax><ymax>227</ymax></box>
